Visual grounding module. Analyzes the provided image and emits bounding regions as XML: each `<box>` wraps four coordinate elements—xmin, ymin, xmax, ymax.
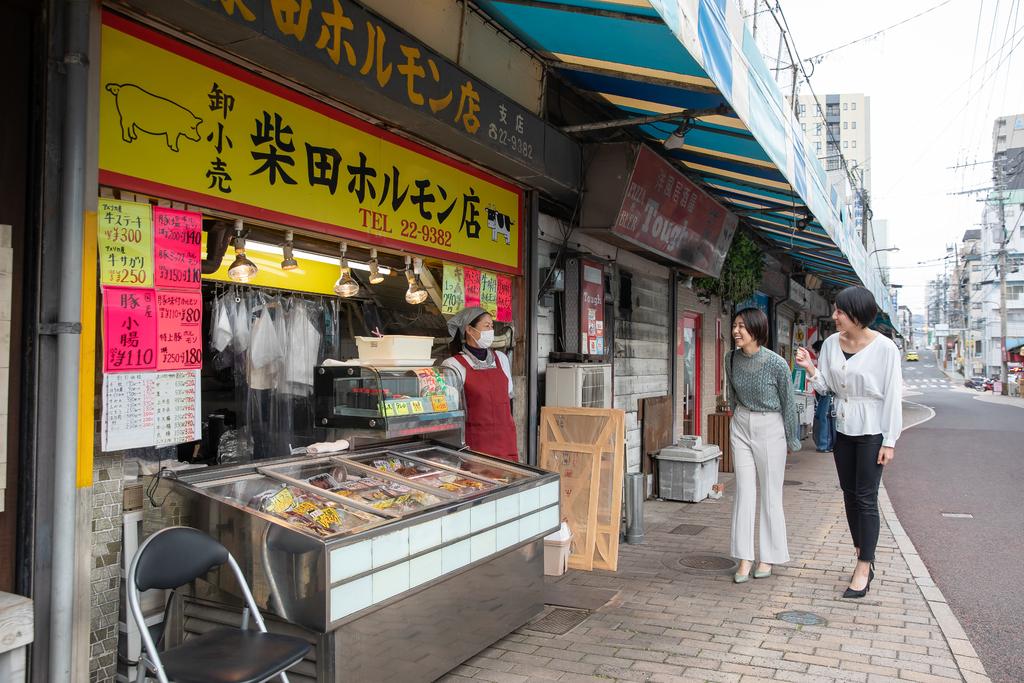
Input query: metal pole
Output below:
<box><xmin>50</xmin><ymin>0</ymin><xmax>90</xmax><ymax>678</ymax></box>
<box><xmin>751</xmin><ymin>0</ymin><xmax>760</xmax><ymax>39</ymax></box>
<box><xmin>998</xmin><ymin>197</ymin><xmax>1009</xmax><ymax>394</ymax></box>
<box><xmin>527</xmin><ymin>191</ymin><xmax>540</xmax><ymax>466</ymax></box>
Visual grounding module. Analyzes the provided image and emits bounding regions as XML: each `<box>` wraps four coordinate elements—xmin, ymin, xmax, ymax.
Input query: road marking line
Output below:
<box><xmin>941</xmin><ymin>513</ymin><xmax>974</xmax><ymax>519</ymax></box>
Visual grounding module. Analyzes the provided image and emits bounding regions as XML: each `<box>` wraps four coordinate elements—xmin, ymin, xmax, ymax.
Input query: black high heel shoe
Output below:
<box><xmin>843</xmin><ymin>564</ymin><xmax>874</xmax><ymax>599</ymax></box>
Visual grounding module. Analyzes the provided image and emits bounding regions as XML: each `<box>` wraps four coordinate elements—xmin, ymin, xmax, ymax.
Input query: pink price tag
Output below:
<box><xmin>463</xmin><ymin>268</ymin><xmax>481</xmax><ymax>307</ymax></box>
<box><xmin>153</xmin><ymin>207</ymin><xmax>202</xmax><ymax>289</ymax></box>
<box><xmin>103</xmin><ymin>286</ymin><xmax>157</xmax><ymax>372</ymax></box>
<box><xmin>156</xmin><ymin>291</ymin><xmax>203</xmax><ymax>370</ymax></box>
<box><xmin>496</xmin><ymin>276</ymin><xmax>512</xmax><ymax>322</ymax></box>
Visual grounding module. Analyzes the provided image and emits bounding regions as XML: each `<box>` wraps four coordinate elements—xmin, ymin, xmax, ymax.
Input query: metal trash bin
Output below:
<box><xmin>624</xmin><ymin>472</ymin><xmax>645</xmax><ymax>544</ymax></box>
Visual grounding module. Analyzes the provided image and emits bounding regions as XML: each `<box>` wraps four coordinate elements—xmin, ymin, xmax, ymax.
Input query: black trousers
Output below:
<box><xmin>833</xmin><ymin>431</ymin><xmax>885</xmax><ymax>562</ymax></box>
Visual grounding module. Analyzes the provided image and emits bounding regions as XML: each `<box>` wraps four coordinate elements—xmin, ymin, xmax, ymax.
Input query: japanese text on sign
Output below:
<box><xmin>463</xmin><ymin>268</ymin><xmax>481</xmax><ymax>307</ymax></box>
<box><xmin>155</xmin><ymin>370</ymin><xmax>202</xmax><ymax>446</ymax></box>
<box><xmin>441</xmin><ymin>263</ymin><xmax>464</xmax><ymax>315</ymax></box>
<box><xmin>101</xmin><ymin>372</ymin><xmax>157</xmax><ymax>451</ymax></box>
<box><xmin>103</xmin><ymin>286</ymin><xmax>157</xmax><ymax>372</ymax></box>
<box><xmin>480</xmin><ymin>271</ymin><xmax>497</xmax><ymax>317</ymax></box>
<box><xmin>98</xmin><ymin>199</ymin><xmax>154</xmax><ymax>287</ymax></box>
<box><xmin>202</xmin><ymin>0</ymin><xmax>543</xmax><ymax>170</ymax></box>
<box><xmin>496</xmin><ymin>276</ymin><xmax>512</xmax><ymax>323</ymax></box>
<box><xmin>440</xmin><ymin>263</ymin><xmax>512</xmax><ymax>322</ymax></box>
<box><xmin>99</xmin><ymin>15</ymin><xmax>523</xmax><ymax>273</ymax></box>
<box><xmin>157</xmin><ymin>291</ymin><xmax>203</xmax><ymax>370</ymax></box>
<box><xmin>153</xmin><ymin>207</ymin><xmax>202</xmax><ymax>289</ymax></box>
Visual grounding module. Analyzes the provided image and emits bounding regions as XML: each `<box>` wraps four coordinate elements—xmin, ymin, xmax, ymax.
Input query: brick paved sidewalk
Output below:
<box><xmin>441</xmin><ymin>450</ymin><xmax>989</xmax><ymax>683</ymax></box>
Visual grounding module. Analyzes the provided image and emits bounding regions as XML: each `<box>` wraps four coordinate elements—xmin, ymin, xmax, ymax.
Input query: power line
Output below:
<box><xmin>881</xmin><ymin>19</ymin><xmax>1024</xmax><ymax>197</ymax></box>
<box><xmin>805</xmin><ymin>0</ymin><xmax>955</xmax><ymax>63</ymax></box>
<box><xmin>772</xmin><ymin>2</ymin><xmax>877</xmax><ymax>249</ymax></box>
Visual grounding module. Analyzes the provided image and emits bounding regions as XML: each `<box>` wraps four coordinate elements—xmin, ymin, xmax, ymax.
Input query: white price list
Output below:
<box><xmin>155</xmin><ymin>370</ymin><xmax>201</xmax><ymax>447</ymax></box>
<box><xmin>101</xmin><ymin>372</ymin><xmax>157</xmax><ymax>451</ymax></box>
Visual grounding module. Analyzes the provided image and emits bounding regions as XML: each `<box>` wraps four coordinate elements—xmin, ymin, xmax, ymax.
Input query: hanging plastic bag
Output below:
<box><xmin>212</xmin><ymin>295</ymin><xmax>233</xmax><ymax>352</ymax></box>
<box><xmin>230</xmin><ymin>293</ymin><xmax>251</xmax><ymax>353</ymax></box>
<box><xmin>250</xmin><ymin>306</ymin><xmax>283</xmax><ymax>369</ymax></box>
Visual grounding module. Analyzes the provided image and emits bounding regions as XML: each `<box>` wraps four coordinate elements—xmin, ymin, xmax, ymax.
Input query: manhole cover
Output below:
<box><xmin>527</xmin><ymin>607</ymin><xmax>591</xmax><ymax>635</ymax></box>
<box><xmin>776</xmin><ymin>610</ymin><xmax>827</xmax><ymax>626</ymax></box>
<box><xmin>669</xmin><ymin>523</ymin><xmax>706</xmax><ymax>535</ymax></box>
<box><xmin>784</xmin><ymin>480</ymin><xmax>803</xmax><ymax>486</ymax></box>
<box><xmin>678</xmin><ymin>554</ymin><xmax>736</xmax><ymax>572</ymax></box>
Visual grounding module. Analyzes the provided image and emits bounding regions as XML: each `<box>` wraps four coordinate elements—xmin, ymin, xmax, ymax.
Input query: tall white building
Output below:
<box><xmin>976</xmin><ymin>113</ymin><xmax>1024</xmax><ymax>377</ymax></box>
<box><xmin>796</xmin><ymin>93</ymin><xmax>872</xmax><ymax>242</ymax></box>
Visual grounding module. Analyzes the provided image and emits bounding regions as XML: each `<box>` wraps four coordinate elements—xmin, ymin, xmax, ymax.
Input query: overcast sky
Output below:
<box><xmin>762</xmin><ymin>0</ymin><xmax>1024</xmax><ymax>314</ymax></box>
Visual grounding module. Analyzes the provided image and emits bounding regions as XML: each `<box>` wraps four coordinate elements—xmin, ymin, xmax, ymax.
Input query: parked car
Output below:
<box><xmin>904</xmin><ymin>351</ymin><xmax>919</xmax><ymax>362</ymax></box>
<box><xmin>964</xmin><ymin>376</ymin><xmax>988</xmax><ymax>390</ymax></box>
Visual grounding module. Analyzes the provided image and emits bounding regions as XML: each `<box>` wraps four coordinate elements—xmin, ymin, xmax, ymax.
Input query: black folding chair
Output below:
<box><xmin>127</xmin><ymin>526</ymin><xmax>311</xmax><ymax>683</ymax></box>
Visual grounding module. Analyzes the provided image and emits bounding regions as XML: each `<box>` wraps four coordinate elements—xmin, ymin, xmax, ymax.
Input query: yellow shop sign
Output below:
<box><xmin>98</xmin><ymin>14</ymin><xmax>523</xmax><ymax>274</ymax></box>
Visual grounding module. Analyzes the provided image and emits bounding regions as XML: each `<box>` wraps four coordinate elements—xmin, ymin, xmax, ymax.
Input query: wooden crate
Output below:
<box><xmin>539</xmin><ymin>407</ymin><xmax>625</xmax><ymax>572</ymax></box>
<box><xmin>706</xmin><ymin>412</ymin><xmax>733</xmax><ymax>473</ymax></box>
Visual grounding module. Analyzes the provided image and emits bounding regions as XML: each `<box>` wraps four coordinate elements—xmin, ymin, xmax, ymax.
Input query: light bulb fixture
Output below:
<box><xmin>404</xmin><ymin>256</ymin><xmax>428</xmax><ymax>305</ymax></box>
<box><xmin>368</xmin><ymin>248</ymin><xmax>385</xmax><ymax>285</ymax></box>
<box><xmin>227</xmin><ymin>221</ymin><xmax>258</xmax><ymax>283</ymax></box>
<box><xmin>280</xmin><ymin>230</ymin><xmax>298</xmax><ymax>270</ymax></box>
<box><xmin>333</xmin><ymin>242</ymin><xmax>360</xmax><ymax>297</ymax></box>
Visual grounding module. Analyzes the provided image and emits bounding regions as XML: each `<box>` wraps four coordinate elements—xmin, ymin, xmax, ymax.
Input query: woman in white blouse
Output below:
<box><xmin>795</xmin><ymin>286</ymin><xmax>903</xmax><ymax>599</ymax></box>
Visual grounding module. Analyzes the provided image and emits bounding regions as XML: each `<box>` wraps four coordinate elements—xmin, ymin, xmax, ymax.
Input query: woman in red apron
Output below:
<box><xmin>441</xmin><ymin>307</ymin><xmax>518</xmax><ymax>462</ymax></box>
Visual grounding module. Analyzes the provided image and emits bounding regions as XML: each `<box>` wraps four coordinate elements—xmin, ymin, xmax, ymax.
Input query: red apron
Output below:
<box><xmin>454</xmin><ymin>353</ymin><xmax>519</xmax><ymax>462</ymax></box>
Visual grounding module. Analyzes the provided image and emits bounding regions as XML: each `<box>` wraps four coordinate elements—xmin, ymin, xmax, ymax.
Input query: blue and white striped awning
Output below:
<box><xmin>476</xmin><ymin>0</ymin><xmax>893</xmax><ymax>317</ymax></box>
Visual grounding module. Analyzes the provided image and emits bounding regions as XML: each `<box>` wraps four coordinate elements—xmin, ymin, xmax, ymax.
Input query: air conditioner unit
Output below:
<box><xmin>545</xmin><ymin>363</ymin><xmax>613</xmax><ymax>408</ymax></box>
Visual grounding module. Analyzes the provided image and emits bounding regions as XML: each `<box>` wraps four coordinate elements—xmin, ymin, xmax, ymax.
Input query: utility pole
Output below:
<box><xmin>751</xmin><ymin>0</ymin><xmax>760</xmax><ymax>39</ymax></box>
<box><xmin>998</xmin><ymin>197</ymin><xmax>1009</xmax><ymax>394</ymax></box>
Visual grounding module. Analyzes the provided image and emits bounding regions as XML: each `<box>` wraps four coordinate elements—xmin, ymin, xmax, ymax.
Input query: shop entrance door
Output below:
<box><xmin>676</xmin><ymin>312</ymin><xmax>701</xmax><ymax>438</ymax></box>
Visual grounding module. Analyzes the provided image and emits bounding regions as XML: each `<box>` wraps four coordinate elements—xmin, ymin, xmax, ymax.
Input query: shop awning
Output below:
<box><xmin>476</xmin><ymin>0</ymin><xmax>893</xmax><ymax>317</ymax></box>
<box><xmin>1007</xmin><ymin>337</ymin><xmax>1024</xmax><ymax>354</ymax></box>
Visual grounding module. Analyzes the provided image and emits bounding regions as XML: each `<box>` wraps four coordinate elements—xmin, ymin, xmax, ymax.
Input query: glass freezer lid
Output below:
<box><xmin>197</xmin><ymin>474</ymin><xmax>384</xmax><ymax>538</ymax></box>
<box><xmin>354</xmin><ymin>452</ymin><xmax>498</xmax><ymax>496</ymax></box>
<box><xmin>261</xmin><ymin>459</ymin><xmax>446</xmax><ymax>516</ymax></box>
<box><xmin>405</xmin><ymin>447</ymin><xmax>534</xmax><ymax>485</ymax></box>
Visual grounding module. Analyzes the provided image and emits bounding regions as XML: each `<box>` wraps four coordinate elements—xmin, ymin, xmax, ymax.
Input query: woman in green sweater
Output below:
<box><xmin>726</xmin><ymin>308</ymin><xmax>801</xmax><ymax>583</ymax></box>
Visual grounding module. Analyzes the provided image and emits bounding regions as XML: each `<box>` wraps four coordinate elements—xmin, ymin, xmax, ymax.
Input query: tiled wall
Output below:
<box><xmin>89</xmin><ymin>453</ymin><xmax>124</xmax><ymax>682</ymax></box>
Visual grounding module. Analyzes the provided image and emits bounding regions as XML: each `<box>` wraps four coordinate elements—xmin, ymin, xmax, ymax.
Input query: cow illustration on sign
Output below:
<box><xmin>105</xmin><ymin>83</ymin><xmax>203</xmax><ymax>152</ymax></box>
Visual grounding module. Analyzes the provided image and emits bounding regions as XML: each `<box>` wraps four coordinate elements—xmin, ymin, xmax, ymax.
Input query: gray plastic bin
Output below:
<box><xmin>655</xmin><ymin>443</ymin><xmax>721</xmax><ymax>502</ymax></box>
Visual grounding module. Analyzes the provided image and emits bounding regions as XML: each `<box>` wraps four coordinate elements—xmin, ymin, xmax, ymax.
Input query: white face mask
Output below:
<box><xmin>472</xmin><ymin>328</ymin><xmax>495</xmax><ymax>349</ymax></box>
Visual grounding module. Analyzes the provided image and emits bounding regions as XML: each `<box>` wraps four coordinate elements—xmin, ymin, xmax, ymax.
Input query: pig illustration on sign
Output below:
<box><xmin>105</xmin><ymin>83</ymin><xmax>202</xmax><ymax>152</ymax></box>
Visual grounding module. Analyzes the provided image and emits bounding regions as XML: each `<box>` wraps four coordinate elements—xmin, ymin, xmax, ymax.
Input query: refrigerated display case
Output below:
<box><xmin>155</xmin><ymin>443</ymin><xmax>559</xmax><ymax>682</ymax></box>
<box><xmin>313</xmin><ymin>363</ymin><xmax>464</xmax><ymax>440</ymax></box>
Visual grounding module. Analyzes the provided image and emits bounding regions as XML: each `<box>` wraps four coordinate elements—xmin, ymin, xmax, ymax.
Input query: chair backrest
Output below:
<box><xmin>135</xmin><ymin>527</ymin><xmax>230</xmax><ymax>591</ymax></box>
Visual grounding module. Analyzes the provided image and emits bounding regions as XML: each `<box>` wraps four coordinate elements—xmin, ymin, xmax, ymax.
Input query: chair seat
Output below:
<box><xmin>159</xmin><ymin>627</ymin><xmax>311</xmax><ymax>683</ymax></box>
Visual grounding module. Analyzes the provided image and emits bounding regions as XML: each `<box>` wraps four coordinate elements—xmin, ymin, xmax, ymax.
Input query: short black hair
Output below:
<box><xmin>812</xmin><ymin>339</ymin><xmax>823</xmax><ymax>354</ymax></box>
<box><xmin>835</xmin><ymin>286</ymin><xmax>879</xmax><ymax>328</ymax></box>
<box><xmin>733</xmin><ymin>307</ymin><xmax>769</xmax><ymax>346</ymax></box>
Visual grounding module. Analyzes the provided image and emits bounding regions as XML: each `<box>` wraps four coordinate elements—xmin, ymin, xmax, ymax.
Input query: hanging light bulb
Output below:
<box><xmin>367</xmin><ymin>248</ymin><xmax>385</xmax><ymax>285</ymax></box>
<box><xmin>227</xmin><ymin>221</ymin><xmax>258</xmax><ymax>283</ymax></box>
<box><xmin>280</xmin><ymin>230</ymin><xmax>298</xmax><ymax>270</ymax></box>
<box><xmin>404</xmin><ymin>256</ymin><xmax>429</xmax><ymax>305</ymax></box>
<box><xmin>333</xmin><ymin>242</ymin><xmax>360</xmax><ymax>297</ymax></box>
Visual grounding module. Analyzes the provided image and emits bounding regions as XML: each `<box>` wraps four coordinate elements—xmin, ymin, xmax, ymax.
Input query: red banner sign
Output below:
<box><xmin>103</xmin><ymin>286</ymin><xmax>157</xmax><ymax>372</ymax></box>
<box><xmin>464</xmin><ymin>268</ymin><xmax>481</xmax><ymax>307</ymax></box>
<box><xmin>613</xmin><ymin>145</ymin><xmax>738</xmax><ymax>277</ymax></box>
<box><xmin>156</xmin><ymin>291</ymin><xmax>203</xmax><ymax>370</ymax></box>
<box><xmin>153</xmin><ymin>206</ymin><xmax>202</xmax><ymax>289</ymax></box>
<box><xmin>496</xmin><ymin>276</ymin><xmax>512</xmax><ymax>322</ymax></box>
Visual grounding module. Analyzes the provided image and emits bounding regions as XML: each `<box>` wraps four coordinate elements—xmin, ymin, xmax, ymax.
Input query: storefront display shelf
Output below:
<box><xmin>156</xmin><ymin>443</ymin><xmax>560</xmax><ymax>682</ymax></box>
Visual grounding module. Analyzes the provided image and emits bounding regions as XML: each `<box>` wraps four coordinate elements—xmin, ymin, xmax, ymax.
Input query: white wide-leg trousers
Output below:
<box><xmin>729</xmin><ymin>407</ymin><xmax>790</xmax><ymax>564</ymax></box>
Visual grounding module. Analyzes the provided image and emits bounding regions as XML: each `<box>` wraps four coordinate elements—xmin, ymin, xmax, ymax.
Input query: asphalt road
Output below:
<box><xmin>886</xmin><ymin>350</ymin><xmax>1024</xmax><ymax>683</ymax></box>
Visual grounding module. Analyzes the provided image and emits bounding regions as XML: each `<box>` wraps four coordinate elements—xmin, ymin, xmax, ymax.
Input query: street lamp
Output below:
<box><xmin>869</xmin><ymin>246</ymin><xmax>900</xmax><ymax>256</ymax></box>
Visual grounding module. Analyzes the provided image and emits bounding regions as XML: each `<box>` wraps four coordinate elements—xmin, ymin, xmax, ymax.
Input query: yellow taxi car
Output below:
<box><xmin>904</xmin><ymin>351</ymin><xmax>919</xmax><ymax>362</ymax></box>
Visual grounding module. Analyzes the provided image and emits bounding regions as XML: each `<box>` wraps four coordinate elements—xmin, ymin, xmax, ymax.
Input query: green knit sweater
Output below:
<box><xmin>725</xmin><ymin>347</ymin><xmax>802</xmax><ymax>452</ymax></box>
